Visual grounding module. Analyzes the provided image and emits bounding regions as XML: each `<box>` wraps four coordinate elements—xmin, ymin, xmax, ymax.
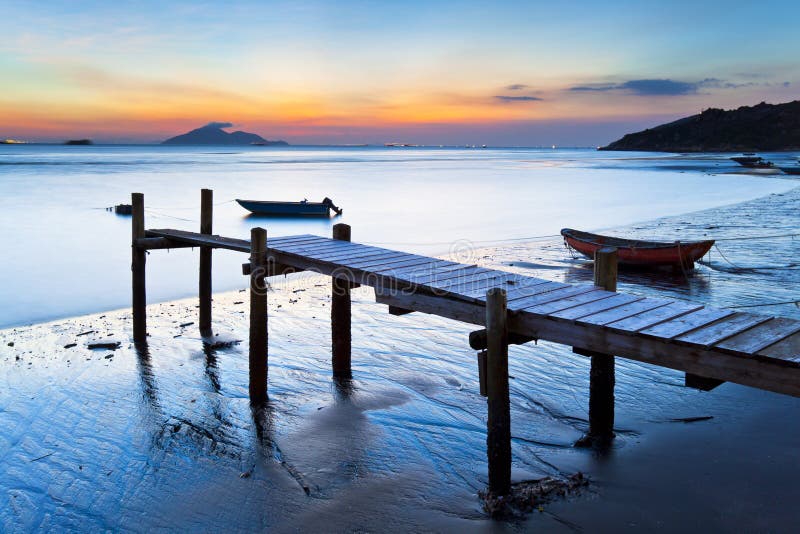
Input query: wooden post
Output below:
<box><xmin>589</xmin><ymin>247</ymin><xmax>617</xmax><ymax>443</ymax></box>
<box><xmin>249</xmin><ymin>227</ymin><xmax>268</xmax><ymax>404</ymax></box>
<box><xmin>331</xmin><ymin>223</ymin><xmax>352</xmax><ymax>378</ymax></box>
<box><xmin>199</xmin><ymin>188</ymin><xmax>213</xmax><ymax>335</ymax></box>
<box><xmin>131</xmin><ymin>192</ymin><xmax>147</xmax><ymax>342</ymax></box>
<box><xmin>486</xmin><ymin>287</ymin><xmax>511</xmax><ymax>496</ymax></box>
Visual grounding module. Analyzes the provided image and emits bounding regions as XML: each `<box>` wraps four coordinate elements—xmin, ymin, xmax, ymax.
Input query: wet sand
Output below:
<box><xmin>1</xmin><ymin>186</ymin><xmax>799</xmax><ymax>531</ymax></box>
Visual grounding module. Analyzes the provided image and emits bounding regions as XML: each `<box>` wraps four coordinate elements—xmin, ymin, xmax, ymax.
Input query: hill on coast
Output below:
<box><xmin>600</xmin><ymin>100</ymin><xmax>800</xmax><ymax>152</ymax></box>
<box><xmin>162</xmin><ymin>122</ymin><xmax>288</xmax><ymax>146</ymax></box>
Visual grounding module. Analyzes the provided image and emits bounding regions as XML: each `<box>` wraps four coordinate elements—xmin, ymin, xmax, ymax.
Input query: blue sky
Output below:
<box><xmin>1</xmin><ymin>0</ymin><xmax>798</xmax><ymax>144</ymax></box>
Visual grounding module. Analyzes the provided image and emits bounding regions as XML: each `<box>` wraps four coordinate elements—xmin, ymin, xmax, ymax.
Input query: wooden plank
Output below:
<box><xmin>345</xmin><ymin>253</ymin><xmax>430</xmax><ymax>270</ymax></box>
<box><xmin>606</xmin><ymin>300</ymin><xmax>704</xmax><ymax>332</ymax></box>
<box><xmin>717</xmin><ymin>318</ymin><xmax>800</xmax><ymax>354</ymax></box>
<box><xmin>270</xmin><ymin>237</ymin><xmax>332</xmax><ymax>250</ymax></box>
<box><xmin>639</xmin><ymin>307</ymin><xmax>736</xmax><ymax>339</ymax></box>
<box><xmin>459</xmin><ymin>273</ymin><xmax>532</xmax><ymax>299</ymax></box>
<box><xmin>272</xmin><ymin>236</ymin><xmax>351</xmax><ymax>250</ymax></box>
<box><xmin>579</xmin><ymin>298</ymin><xmax>674</xmax><ymax>326</ymax></box>
<box><xmin>556</xmin><ymin>294</ymin><xmax>642</xmax><ymax>321</ymax></box>
<box><xmin>426</xmin><ymin>268</ymin><xmax>504</xmax><ymax>293</ymax></box>
<box><xmin>308</xmin><ymin>248</ymin><xmax>401</xmax><ymax>264</ymax></box>
<box><xmin>435</xmin><ymin>271</ymin><xmax>519</xmax><ymax>299</ymax></box>
<box><xmin>522</xmin><ymin>289</ymin><xmax>615</xmax><ymax>316</ymax></box>
<box><xmin>495</xmin><ymin>280</ymin><xmax>568</xmax><ymax>303</ymax></box>
<box><xmin>676</xmin><ymin>313</ymin><xmax>774</xmax><ymax>347</ymax></box>
<box><xmin>391</xmin><ymin>262</ymin><xmax>472</xmax><ymax>281</ymax></box>
<box><xmin>409</xmin><ymin>265</ymin><xmax>492</xmax><ymax>287</ymax></box>
<box><xmin>758</xmin><ymin>332</ymin><xmax>800</xmax><ymax>361</ymax></box>
<box><xmin>492</xmin><ymin>278</ymin><xmax>554</xmax><ymax>301</ymax></box>
<box><xmin>147</xmin><ymin>229</ymin><xmax>250</xmax><ymax>252</ymax></box>
<box><xmin>268</xmin><ymin>234</ymin><xmax>327</xmax><ymax>246</ymax></box>
<box><xmin>277</xmin><ymin>240</ymin><xmax>364</xmax><ymax>256</ymax></box>
<box><xmin>336</xmin><ymin>252</ymin><xmax>416</xmax><ymax>269</ymax></box>
<box><xmin>135</xmin><ymin>237</ymin><xmax>192</xmax><ymax>250</ymax></box>
<box><xmin>506</xmin><ymin>284</ymin><xmax>597</xmax><ymax>312</ymax></box>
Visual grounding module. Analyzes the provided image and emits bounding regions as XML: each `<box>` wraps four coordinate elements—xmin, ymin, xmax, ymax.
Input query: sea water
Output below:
<box><xmin>0</xmin><ymin>144</ymin><xmax>796</xmax><ymax>327</ymax></box>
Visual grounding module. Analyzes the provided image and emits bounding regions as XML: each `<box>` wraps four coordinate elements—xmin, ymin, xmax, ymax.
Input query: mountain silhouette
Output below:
<box><xmin>600</xmin><ymin>100</ymin><xmax>800</xmax><ymax>152</ymax></box>
<box><xmin>162</xmin><ymin>122</ymin><xmax>288</xmax><ymax>146</ymax></box>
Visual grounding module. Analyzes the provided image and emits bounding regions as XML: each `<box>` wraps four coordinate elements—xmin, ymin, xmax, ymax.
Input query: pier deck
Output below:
<box><xmin>144</xmin><ymin>228</ymin><xmax>800</xmax><ymax>397</ymax></box>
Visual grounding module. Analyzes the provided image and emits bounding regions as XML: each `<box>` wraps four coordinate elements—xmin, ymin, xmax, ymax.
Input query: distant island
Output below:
<box><xmin>600</xmin><ymin>100</ymin><xmax>800</xmax><ymax>152</ymax></box>
<box><xmin>162</xmin><ymin>122</ymin><xmax>288</xmax><ymax>146</ymax></box>
<box><xmin>65</xmin><ymin>139</ymin><xmax>92</xmax><ymax>145</ymax></box>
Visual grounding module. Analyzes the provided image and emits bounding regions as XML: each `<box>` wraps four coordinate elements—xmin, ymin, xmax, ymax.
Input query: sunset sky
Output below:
<box><xmin>1</xmin><ymin>0</ymin><xmax>798</xmax><ymax>145</ymax></box>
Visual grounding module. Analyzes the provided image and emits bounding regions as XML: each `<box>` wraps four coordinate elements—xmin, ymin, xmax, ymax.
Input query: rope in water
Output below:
<box><xmin>725</xmin><ymin>299</ymin><xmax>800</xmax><ymax>309</ymax></box>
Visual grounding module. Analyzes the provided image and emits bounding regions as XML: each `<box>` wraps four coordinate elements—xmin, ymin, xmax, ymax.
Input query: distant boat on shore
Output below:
<box><xmin>731</xmin><ymin>155</ymin><xmax>774</xmax><ymax>168</ymax></box>
<box><xmin>236</xmin><ymin>197</ymin><xmax>343</xmax><ymax>217</ymax></box>
<box><xmin>561</xmin><ymin>228</ymin><xmax>714</xmax><ymax>267</ymax></box>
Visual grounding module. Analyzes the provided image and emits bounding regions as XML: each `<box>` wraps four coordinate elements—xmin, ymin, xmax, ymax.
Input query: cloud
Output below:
<box><xmin>505</xmin><ymin>84</ymin><xmax>529</xmax><ymax>91</ymax></box>
<box><xmin>204</xmin><ymin>121</ymin><xmax>233</xmax><ymax>129</ymax></box>
<box><xmin>569</xmin><ymin>77</ymin><xmax>788</xmax><ymax>96</ymax></box>
<box><xmin>494</xmin><ymin>95</ymin><xmax>542</xmax><ymax>103</ymax></box>
<box><xmin>570</xmin><ymin>79</ymin><xmax>701</xmax><ymax>96</ymax></box>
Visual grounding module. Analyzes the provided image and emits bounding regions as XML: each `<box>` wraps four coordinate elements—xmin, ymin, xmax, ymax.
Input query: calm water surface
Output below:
<box><xmin>0</xmin><ymin>145</ymin><xmax>796</xmax><ymax>327</ymax></box>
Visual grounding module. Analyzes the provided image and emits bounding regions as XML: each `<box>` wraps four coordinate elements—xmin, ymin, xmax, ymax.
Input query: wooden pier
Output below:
<box><xmin>131</xmin><ymin>191</ymin><xmax>800</xmax><ymax>497</ymax></box>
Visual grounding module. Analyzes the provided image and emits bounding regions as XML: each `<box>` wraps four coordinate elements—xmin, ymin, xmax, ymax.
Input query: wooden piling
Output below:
<box><xmin>249</xmin><ymin>227</ymin><xmax>268</xmax><ymax>403</ymax></box>
<box><xmin>199</xmin><ymin>188</ymin><xmax>213</xmax><ymax>335</ymax></box>
<box><xmin>486</xmin><ymin>287</ymin><xmax>511</xmax><ymax>496</ymax></box>
<box><xmin>331</xmin><ymin>223</ymin><xmax>352</xmax><ymax>378</ymax></box>
<box><xmin>589</xmin><ymin>247</ymin><xmax>617</xmax><ymax>442</ymax></box>
<box><xmin>131</xmin><ymin>192</ymin><xmax>147</xmax><ymax>342</ymax></box>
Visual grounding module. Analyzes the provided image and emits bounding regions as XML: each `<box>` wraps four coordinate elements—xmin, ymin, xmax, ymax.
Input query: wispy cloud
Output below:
<box><xmin>568</xmin><ymin>77</ymin><xmax>789</xmax><ymax>96</ymax></box>
<box><xmin>505</xmin><ymin>84</ymin><xmax>529</xmax><ymax>91</ymax></box>
<box><xmin>570</xmin><ymin>79</ymin><xmax>701</xmax><ymax>96</ymax></box>
<box><xmin>494</xmin><ymin>95</ymin><xmax>542</xmax><ymax>103</ymax></box>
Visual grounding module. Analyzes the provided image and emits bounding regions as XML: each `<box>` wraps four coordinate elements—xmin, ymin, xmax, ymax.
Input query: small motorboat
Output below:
<box><xmin>236</xmin><ymin>197</ymin><xmax>343</xmax><ymax>217</ymax></box>
<box><xmin>561</xmin><ymin>228</ymin><xmax>714</xmax><ymax>267</ymax></box>
<box><xmin>730</xmin><ymin>156</ymin><xmax>774</xmax><ymax>168</ymax></box>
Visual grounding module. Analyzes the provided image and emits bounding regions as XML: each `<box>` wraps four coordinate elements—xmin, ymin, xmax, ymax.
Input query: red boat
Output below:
<box><xmin>561</xmin><ymin>228</ymin><xmax>714</xmax><ymax>267</ymax></box>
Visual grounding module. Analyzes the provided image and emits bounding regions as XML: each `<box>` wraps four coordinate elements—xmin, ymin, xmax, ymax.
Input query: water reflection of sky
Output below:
<box><xmin>0</xmin><ymin>145</ymin><xmax>796</xmax><ymax>327</ymax></box>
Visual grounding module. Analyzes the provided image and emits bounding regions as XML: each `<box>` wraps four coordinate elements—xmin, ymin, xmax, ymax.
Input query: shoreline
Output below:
<box><xmin>2</xmin><ymin>184</ymin><xmax>799</xmax><ymax>530</ymax></box>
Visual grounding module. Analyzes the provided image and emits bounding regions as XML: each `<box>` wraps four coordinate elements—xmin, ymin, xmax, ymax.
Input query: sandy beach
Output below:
<box><xmin>2</xmin><ymin>185</ymin><xmax>798</xmax><ymax>532</ymax></box>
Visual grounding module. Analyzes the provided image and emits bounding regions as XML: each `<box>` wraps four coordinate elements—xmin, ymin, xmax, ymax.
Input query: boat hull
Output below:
<box><xmin>561</xmin><ymin>228</ymin><xmax>714</xmax><ymax>267</ymax></box>
<box><xmin>236</xmin><ymin>199</ymin><xmax>333</xmax><ymax>217</ymax></box>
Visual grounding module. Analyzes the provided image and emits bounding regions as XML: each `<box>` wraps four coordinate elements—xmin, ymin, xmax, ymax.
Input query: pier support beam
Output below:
<box><xmin>131</xmin><ymin>192</ymin><xmax>147</xmax><ymax>342</ymax></box>
<box><xmin>486</xmin><ymin>287</ymin><xmax>511</xmax><ymax>496</ymax></box>
<box><xmin>331</xmin><ymin>223</ymin><xmax>352</xmax><ymax>378</ymax></box>
<box><xmin>199</xmin><ymin>188</ymin><xmax>213</xmax><ymax>335</ymax></box>
<box><xmin>249</xmin><ymin>227</ymin><xmax>268</xmax><ymax>404</ymax></box>
<box><xmin>577</xmin><ymin>247</ymin><xmax>618</xmax><ymax>447</ymax></box>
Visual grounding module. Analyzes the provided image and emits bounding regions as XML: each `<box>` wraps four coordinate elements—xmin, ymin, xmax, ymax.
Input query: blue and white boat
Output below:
<box><xmin>236</xmin><ymin>197</ymin><xmax>343</xmax><ymax>217</ymax></box>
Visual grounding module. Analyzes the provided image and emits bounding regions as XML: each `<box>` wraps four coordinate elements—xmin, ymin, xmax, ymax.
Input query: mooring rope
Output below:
<box><xmin>725</xmin><ymin>299</ymin><xmax>800</xmax><ymax>309</ymax></box>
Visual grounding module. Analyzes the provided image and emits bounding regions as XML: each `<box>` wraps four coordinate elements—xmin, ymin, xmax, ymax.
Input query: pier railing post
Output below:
<box><xmin>249</xmin><ymin>227</ymin><xmax>268</xmax><ymax>404</ymax></box>
<box><xmin>199</xmin><ymin>188</ymin><xmax>213</xmax><ymax>335</ymax></box>
<box><xmin>587</xmin><ymin>246</ymin><xmax>618</xmax><ymax>444</ymax></box>
<box><xmin>486</xmin><ymin>287</ymin><xmax>511</xmax><ymax>496</ymax></box>
<box><xmin>131</xmin><ymin>192</ymin><xmax>147</xmax><ymax>342</ymax></box>
<box><xmin>331</xmin><ymin>223</ymin><xmax>352</xmax><ymax>378</ymax></box>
